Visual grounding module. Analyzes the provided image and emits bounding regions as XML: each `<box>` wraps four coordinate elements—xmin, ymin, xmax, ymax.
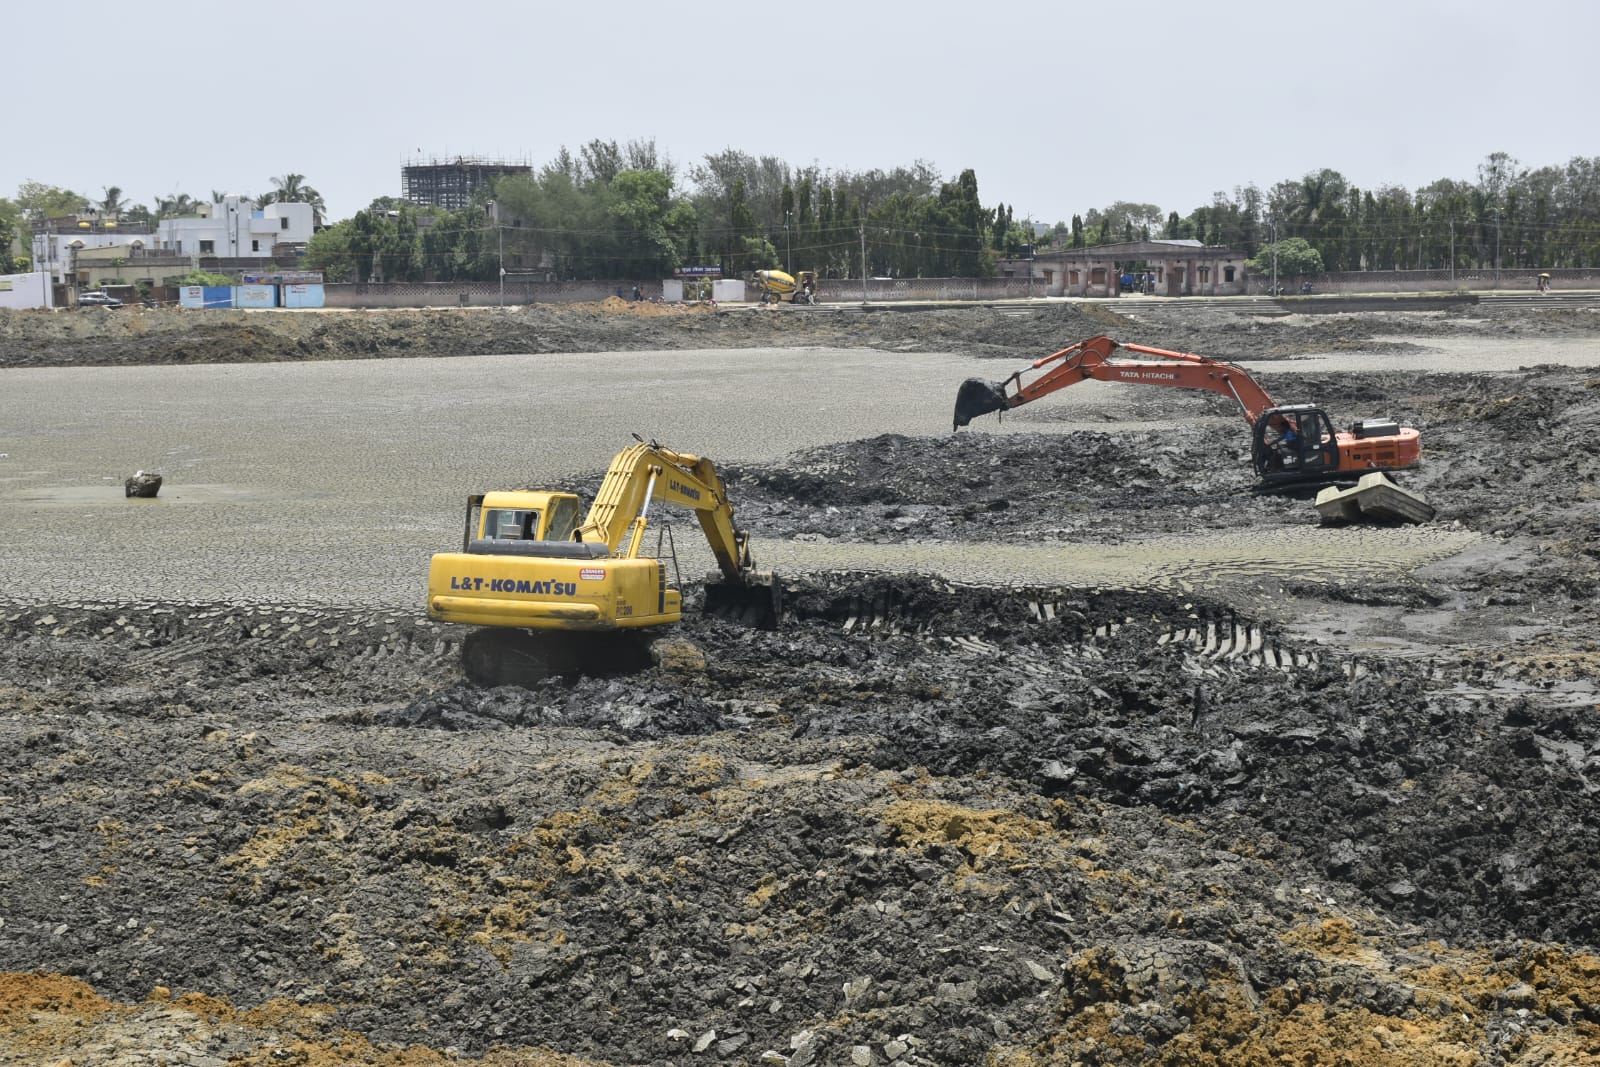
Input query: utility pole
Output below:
<box><xmin>1495</xmin><ymin>212</ymin><xmax>1502</xmax><ymax>289</ymax></box>
<box><xmin>1270</xmin><ymin>217</ymin><xmax>1278</xmax><ymax>296</ymax></box>
<box><xmin>784</xmin><ymin>210</ymin><xmax>792</xmax><ymax>274</ymax></box>
<box><xmin>1449</xmin><ymin>216</ymin><xmax>1455</xmax><ymax>284</ymax></box>
<box><xmin>860</xmin><ymin>221</ymin><xmax>867</xmax><ymax>303</ymax></box>
<box><xmin>489</xmin><ymin>200</ymin><xmax>504</xmax><ymax>306</ymax></box>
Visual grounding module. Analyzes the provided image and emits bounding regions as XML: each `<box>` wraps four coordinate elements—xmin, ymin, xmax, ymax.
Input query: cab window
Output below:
<box><xmin>546</xmin><ymin>498</ymin><xmax>581</xmax><ymax>540</ymax></box>
<box><xmin>483</xmin><ymin>508</ymin><xmax>540</xmax><ymax>540</ymax></box>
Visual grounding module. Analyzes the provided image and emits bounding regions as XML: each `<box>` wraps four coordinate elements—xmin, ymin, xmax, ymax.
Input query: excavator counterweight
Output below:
<box><xmin>953</xmin><ymin>335</ymin><xmax>1421</xmax><ymax>486</ymax></box>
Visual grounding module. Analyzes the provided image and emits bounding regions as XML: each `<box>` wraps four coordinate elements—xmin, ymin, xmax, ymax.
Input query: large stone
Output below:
<box><xmin>1314</xmin><ymin>472</ymin><xmax>1435</xmax><ymax>525</ymax></box>
<box><xmin>125</xmin><ymin>470</ymin><xmax>163</xmax><ymax>498</ymax></box>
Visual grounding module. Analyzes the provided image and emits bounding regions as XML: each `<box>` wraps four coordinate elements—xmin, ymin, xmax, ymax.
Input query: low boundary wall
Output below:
<box><xmin>309</xmin><ymin>271</ymin><xmax>1600</xmax><ymax>309</ymax></box>
<box><xmin>1260</xmin><ymin>268</ymin><xmax>1600</xmax><ymax>295</ymax></box>
<box><xmin>322</xmin><ymin>277</ymin><xmax>1050</xmax><ymax>309</ymax></box>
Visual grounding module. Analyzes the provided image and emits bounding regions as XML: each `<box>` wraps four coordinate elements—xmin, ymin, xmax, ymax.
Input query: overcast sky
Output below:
<box><xmin>13</xmin><ymin>1</ymin><xmax>1598</xmax><ymax>223</ymax></box>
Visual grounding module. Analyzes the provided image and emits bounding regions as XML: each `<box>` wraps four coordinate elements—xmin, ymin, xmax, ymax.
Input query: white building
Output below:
<box><xmin>31</xmin><ymin>214</ymin><xmax>155</xmax><ymax>280</ymax></box>
<box><xmin>157</xmin><ymin>195</ymin><xmax>315</xmax><ymax>258</ymax></box>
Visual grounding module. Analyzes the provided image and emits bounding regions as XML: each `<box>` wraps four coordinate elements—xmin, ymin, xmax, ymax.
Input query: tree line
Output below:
<box><xmin>8</xmin><ymin>150</ymin><xmax>1600</xmax><ymax>280</ymax></box>
<box><xmin>298</xmin><ymin>142</ymin><xmax>1028</xmax><ymax>284</ymax></box>
<box><xmin>1059</xmin><ymin>152</ymin><xmax>1600</xmax><ymax>276</ymax></box>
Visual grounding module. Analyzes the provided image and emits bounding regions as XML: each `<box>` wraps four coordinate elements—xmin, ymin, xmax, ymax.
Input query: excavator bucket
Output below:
<box><xmin>703</xmin><ymin>571</ymin><xmax>783</xmax><ymax>630</ymax></box>
<box><xmin>953</xmin><ymin>378</ymin><xmax>1011</xmax><ymax>430</ymax></box>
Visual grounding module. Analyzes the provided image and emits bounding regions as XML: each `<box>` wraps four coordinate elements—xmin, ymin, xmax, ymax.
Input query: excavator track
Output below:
<box><xmin>460</xmin><ymin>627</ymin><xmax>654</xmax><ymax>688</ymax></box>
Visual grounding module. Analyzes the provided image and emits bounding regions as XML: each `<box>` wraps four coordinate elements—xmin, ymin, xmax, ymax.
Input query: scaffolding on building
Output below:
<box><xmin>400</xmin><ymin>154</ymin><xmax>534</xmax><ymax>211</ymax></box>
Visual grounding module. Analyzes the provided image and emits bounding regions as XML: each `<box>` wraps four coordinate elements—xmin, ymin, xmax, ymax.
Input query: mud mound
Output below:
<box><xmin>15</xmin><ymin>296</ymin><xmax>1579</xmax><ymax>370</ymax></box>
<box><xmin>2</xmin><ymin>580</ymin><xmax>1598</xmax><ymax>1063</ymax></box>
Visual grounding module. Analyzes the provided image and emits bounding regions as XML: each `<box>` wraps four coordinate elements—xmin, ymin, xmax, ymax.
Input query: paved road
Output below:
<box><xmin>3</xmin><ymin>340</ymin><xmax>1588</xmax><ymax>609</ymax></box>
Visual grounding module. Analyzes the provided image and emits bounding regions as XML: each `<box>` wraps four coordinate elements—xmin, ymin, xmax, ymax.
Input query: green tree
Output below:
<box><xmin>726</xmin><ymin>178</ymin><xmax>756</xmax><ymax>276</ymax></box>
<box><xmin>15</xmin><ymin>181</ymin><xmax>85</xmax><ymax>219</ymax></box>
<box><xmin>156</xmin><ymin>193</ymin><xmax>201</xmax><ymax>219</ymax></box>
<box><xmin>263</xmin><ymin>174</ymin><xmax>326</xmax><ymax>220</ymax></box>
<box><xmin>1247</xmin><ymin>236</ymin><xmax>1323</xmax><ymax>277</ymax></box>
<box><xmin>304</xmin><ymin>220</ymin><xmax>356</xmax><ymax>282</ymax></box>
<box><xmin>375</xmin><ymin>207</ymin><xmax>423</xmax><ymax>282</ymax></box>
<box><xmin>209</xmin><ymin>189</ymin><xmax>255</xmax><ymax>208</ymax></box>
<box><xmin>178</xmin><ymin>268</ymin><xmax>237</xmax><ymax>286</ymax></box>
<box><xmin>608</xmin><ymin>168</ymin><xmax>696</xmax><ymax>278</ymax></box>
<box><xmin>0</xmin><ymin>197</ymin><xmax>21</xmax><ymax>267</ymax></box>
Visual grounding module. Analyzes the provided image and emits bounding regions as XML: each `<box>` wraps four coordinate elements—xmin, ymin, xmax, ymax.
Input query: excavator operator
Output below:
<box><xmin>1269</xmin><ymin>420</ymin><xmax>1300</xmax><ymax>471</ymax></box>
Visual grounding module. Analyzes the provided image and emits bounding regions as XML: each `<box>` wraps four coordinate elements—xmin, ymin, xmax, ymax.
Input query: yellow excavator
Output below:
<box><xmin>427</xmin><ymin>436</ymin><xmax>780</xmax><ymax>686</ymax></box>
<box><xmin>752</xmin><ymin>269</ymin><xmax>819</xmax><ymax>305</ymax></box>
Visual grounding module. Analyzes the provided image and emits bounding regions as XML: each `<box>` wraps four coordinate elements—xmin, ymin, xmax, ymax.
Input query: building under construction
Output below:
<box><xmin>401</xmin><ymin>155</ymin><xmax>534</xmax><ymax>211</ymax></box>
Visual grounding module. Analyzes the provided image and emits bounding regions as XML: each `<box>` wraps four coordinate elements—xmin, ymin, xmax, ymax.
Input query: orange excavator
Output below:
<box><xmin>953</xmin><ymin>335</ymin><xmax>1421</xmax><ymax>486</ymax></box>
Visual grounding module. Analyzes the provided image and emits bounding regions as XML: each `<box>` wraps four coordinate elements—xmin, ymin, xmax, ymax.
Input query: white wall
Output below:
<box><xmin>157</xmin><ymin>196</ymin><xmax>315</xmax><ymax>256</ymax></box>
<box><xmin>31</xmin><ymin>232</ymin><xmax>136</xmax><ymax>276</ymax></box>
<box><xmin>0</xmin><ymin>272</ymin><xmax>55</xmax><ymax>309</ymax></box>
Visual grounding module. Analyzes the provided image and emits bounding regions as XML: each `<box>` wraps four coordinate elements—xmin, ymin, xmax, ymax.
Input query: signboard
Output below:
<box><xmin>0</xmin><ymin>281</ymin><xmax>11</xmax><ymax>291</ymax></box>
<box><xmin>236</xmin><ymin>284</ymin><xmax>277</xmax><ymax>309</ymax></box>
<box><xmin>675</xmin><ymin>265</ymin><xmax>722</xmax><ymax>278</ymax></box>
<box><xmin>241</xmin><ymin>270</ymin><xmax>323</xmax><ymax>285</ymax></box>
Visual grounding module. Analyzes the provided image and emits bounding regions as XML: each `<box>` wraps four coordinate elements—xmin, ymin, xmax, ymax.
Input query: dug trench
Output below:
<box><xmin>4</xmin><ymin>300</ymin><xmax>1600</xmax><ymax>1064</ymax></box>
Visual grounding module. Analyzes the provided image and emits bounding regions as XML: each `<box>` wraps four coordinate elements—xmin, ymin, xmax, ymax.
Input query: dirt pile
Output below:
<box><xmin>4</xmin><ymin>299</ymin><xmax>1600</xmax><ymax>1065</ymax></box>
<box><xmin>2</xmin><ymin>574</ymin><xmax>1598</xmax><ymax>1064</ymax></box>
<box><xmin>0</xmin><ymin>300</ymin><xmax>1128</xmax><ymax>369</ymax></box>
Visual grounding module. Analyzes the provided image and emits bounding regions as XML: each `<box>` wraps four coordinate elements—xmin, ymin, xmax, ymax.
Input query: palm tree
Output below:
<box><xmin>156</xmin><ymin>193</ymin><xmax>199</xmax><ymax>219</ymax></box>
<box><xmin>267</xmin><ymin>174</ymin><xmax>326</xmax><ymax>222</ymax></box>
<box><xmin>99</xmin><ymin>186</ymin><xmax>126</xmax><ymax>215</ymax></box>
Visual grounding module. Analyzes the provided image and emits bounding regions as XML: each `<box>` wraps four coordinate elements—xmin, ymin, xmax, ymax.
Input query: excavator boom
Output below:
<box><xmin>953</xmin><ymin>335</ymin><xmax>1421</xmax><ymax>485</ymax></box>
<box><xmin>573</xmin><ymin>441</ymin><xmax>754</xmax><ymax>580</ymax></box>
<box><xmin>954</xmin><ymin>335</ymin><xmax>1276</xmax><ymax>429</ymax></box>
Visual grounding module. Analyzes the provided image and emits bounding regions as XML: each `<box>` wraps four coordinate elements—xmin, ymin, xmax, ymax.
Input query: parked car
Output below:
<box><xmin>78</xmin><ymin>291</ymin><xmax>123</xmax><ymax>308</ymax></box>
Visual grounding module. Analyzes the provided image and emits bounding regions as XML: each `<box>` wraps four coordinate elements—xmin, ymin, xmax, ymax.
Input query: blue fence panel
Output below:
<box><xmin>235</xmin><ymin>284</ymin><xmax>278</xmax><ymax>309</ymax></box>
<box><xmin>281</xmin><ymin>284</ymin><xmax>325</xmax><ymax>309</ymax></box>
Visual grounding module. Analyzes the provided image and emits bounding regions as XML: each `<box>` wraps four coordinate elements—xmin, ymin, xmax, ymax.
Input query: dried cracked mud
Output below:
<box><xmin>3</xmin><ymin>296</ymin><xmax>1600</xmax><ymax>1066</ymax></box>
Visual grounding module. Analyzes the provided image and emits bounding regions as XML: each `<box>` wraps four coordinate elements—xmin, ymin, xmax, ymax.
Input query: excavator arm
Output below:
<box><xmin>954</xmin><ymin>335</ymin><xmax>1278</xmax><ymax>429</ymax></box>
<box><xmin>575</xmin><ymin>437</ymin><xmax>754</xmax><ymax>582</ymax></box>
<box><xmin>951</xmin><ymin>335</ymin><xmax>1421</xmax><ymax>486</ymax></box>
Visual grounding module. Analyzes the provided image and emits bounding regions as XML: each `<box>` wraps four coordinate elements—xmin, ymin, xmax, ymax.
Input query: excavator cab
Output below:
<box><xmin>1252</xmin><ymin>405</ymin><xmax>1339</xmax><ymax>485</ymax></box>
